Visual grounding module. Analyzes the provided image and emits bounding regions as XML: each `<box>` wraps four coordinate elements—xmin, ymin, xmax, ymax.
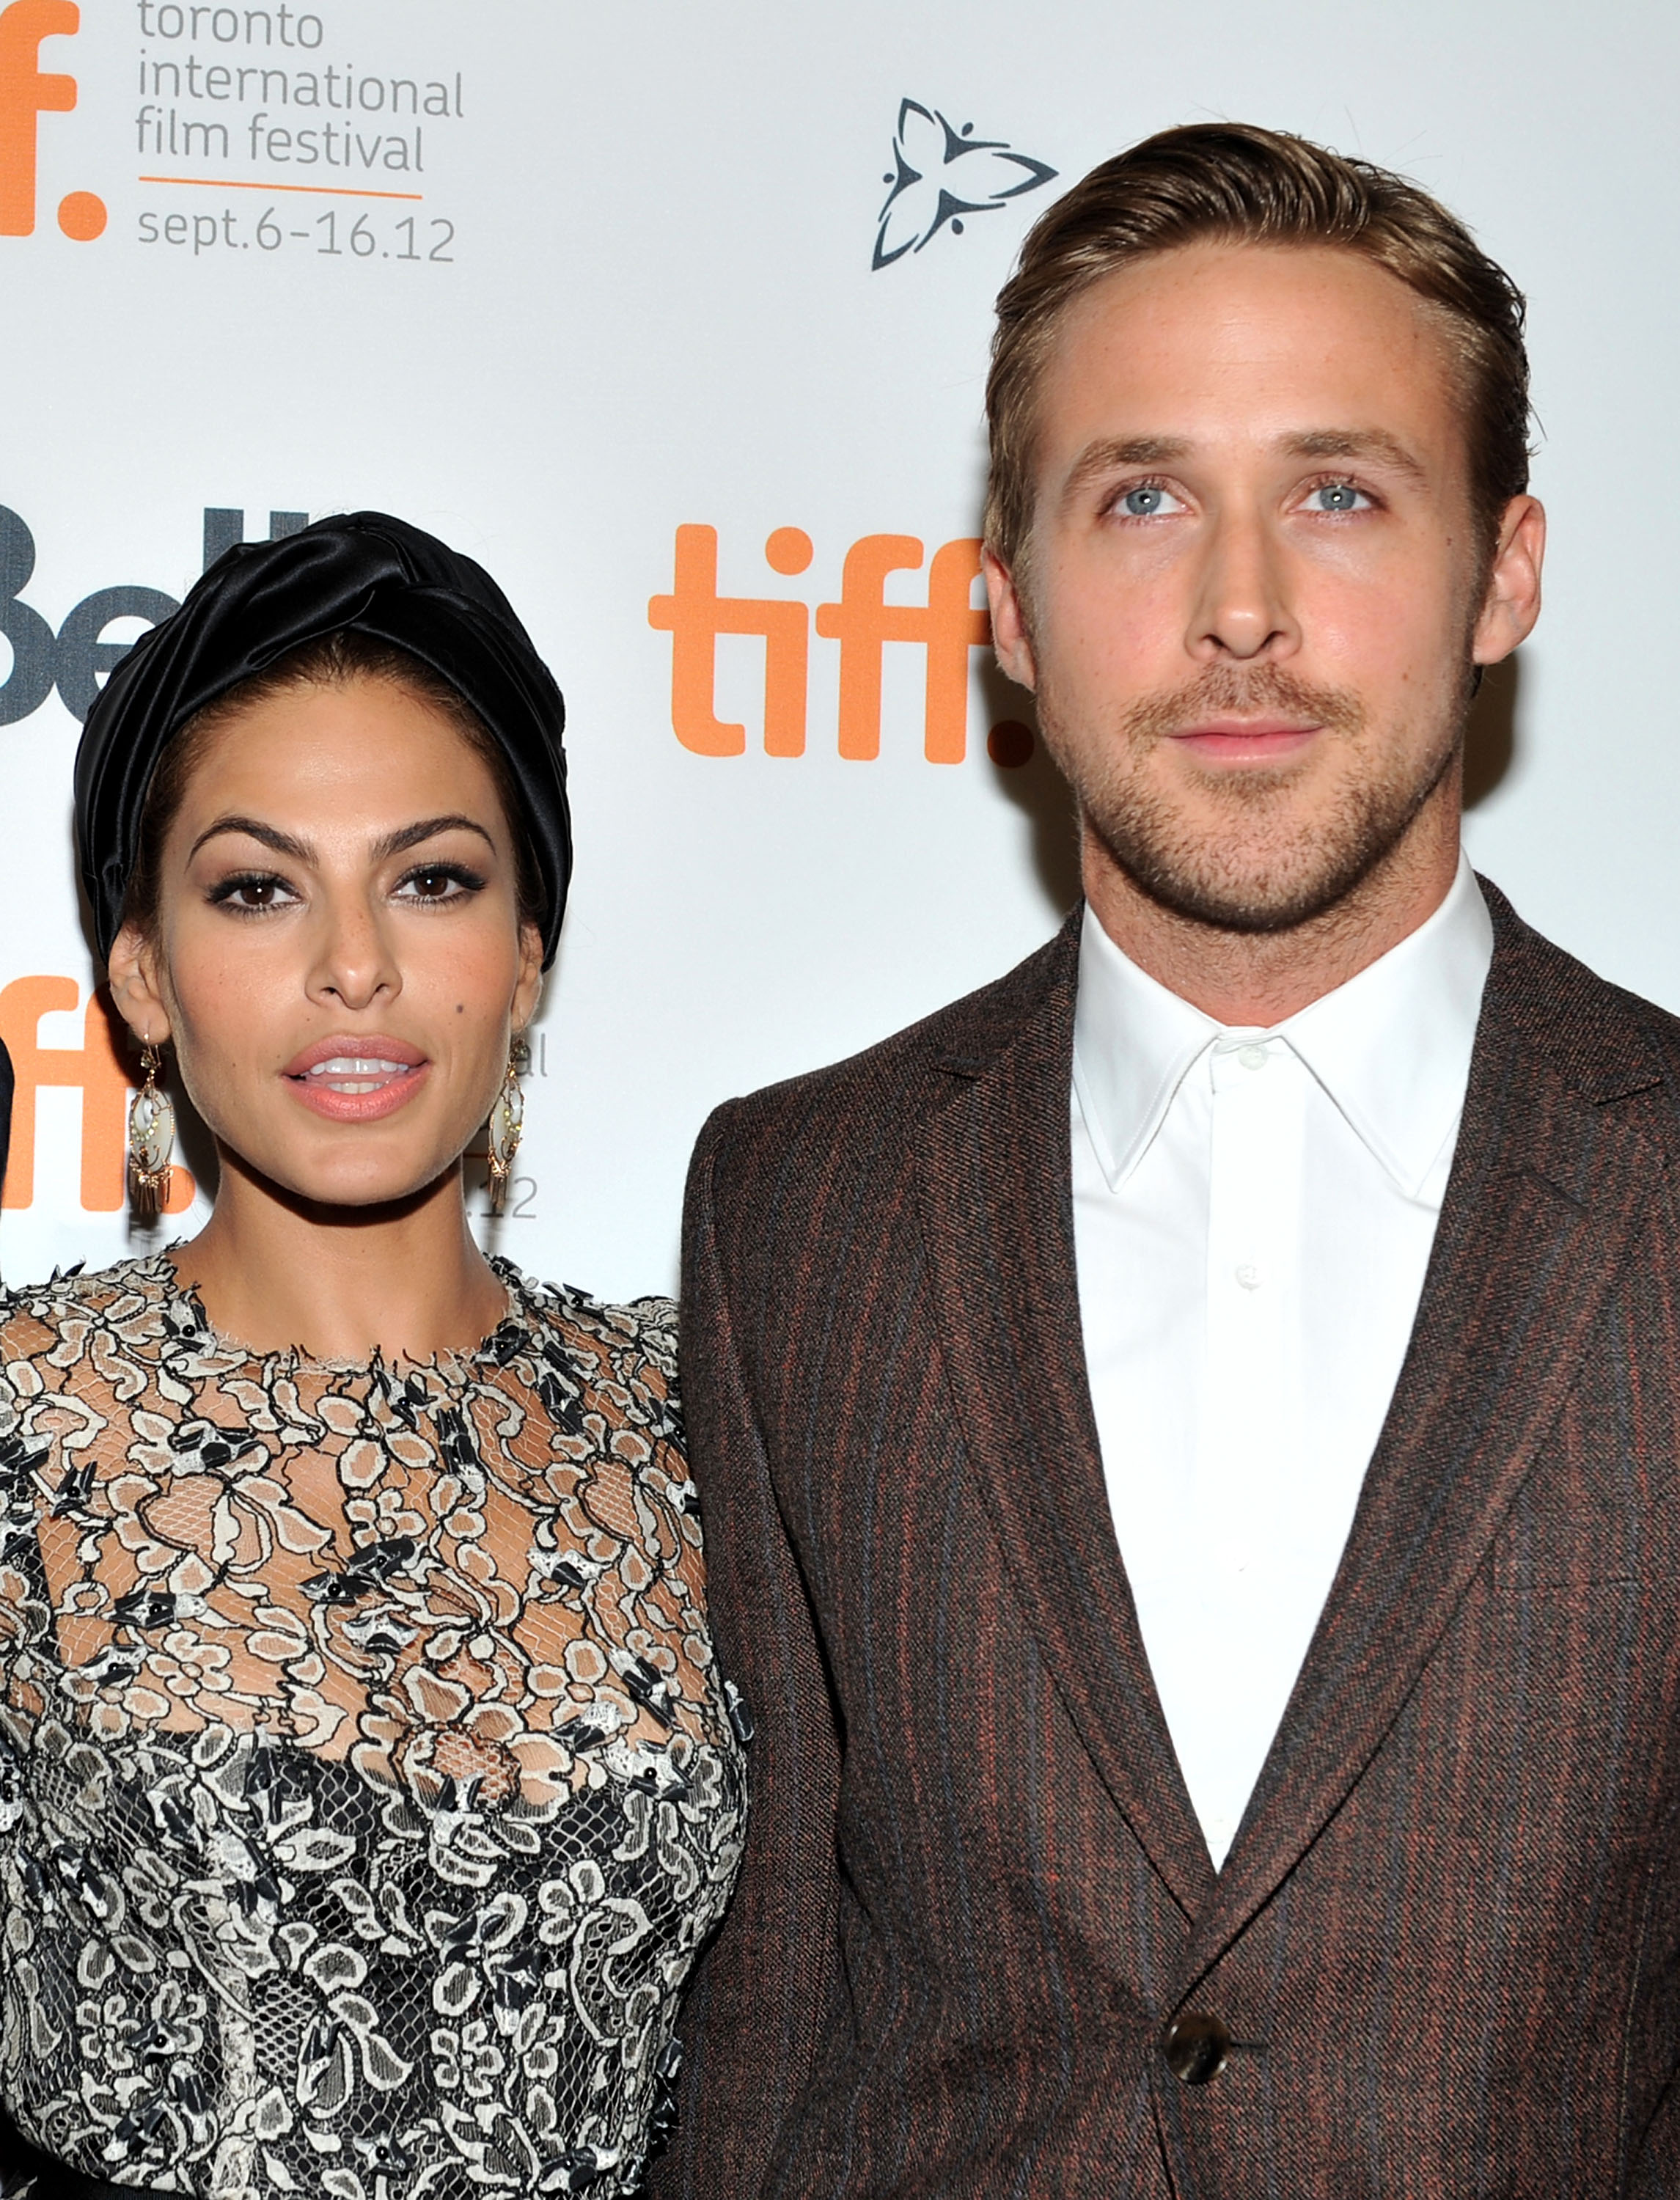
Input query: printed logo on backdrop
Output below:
<box><xmin>0</xmin><ymin>0</ymin><xmax>466</xmax><ymax>261</ymax></box>
<box><xmin>0</xmin><ymin>0</ymin><xmax>106</xmax><ymax>238</ymax></box>
<box><xmin>872</xmin><ymin>98</ymin><xmax>1055</xmax><ymax>270</ymax></box>
<box><xmin>649</xmin><ymin>527</ymin><xmax>1035</xmax><ymax>770</ymax></box>
<box><xmin>0</xmin><ymin>501</ymin><xmax>308</xmax><ymax>727</ymax></box>
<box><xmin>133</xmin><ymin>0</ymin><xmax>461</xmax><ymax>264</ymax></box>
<box><xmin>0</xmin><ymin>503</ymin><xmax>180</xmax><ymax>727</ymax></box>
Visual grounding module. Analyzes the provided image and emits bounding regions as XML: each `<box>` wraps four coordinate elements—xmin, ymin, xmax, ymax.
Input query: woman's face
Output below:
<box><xmin>109</xmin><ymin>674</ymin><xmax>544</xmax><ymax>1211</ymax></box>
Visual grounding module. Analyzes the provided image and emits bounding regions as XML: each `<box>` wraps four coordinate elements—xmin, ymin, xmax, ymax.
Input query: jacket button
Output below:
<box><xmin>1161</xmin><ymin>2010</ymin><xmax>1231</xmax><ymax>2086</ymax></box>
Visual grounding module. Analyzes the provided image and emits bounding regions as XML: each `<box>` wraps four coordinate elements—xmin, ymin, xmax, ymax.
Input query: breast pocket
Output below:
<box><xmin>1489</xmin><ymin>1446</ymin><xmax>1679</xmax><ymax>1595</ymax></box>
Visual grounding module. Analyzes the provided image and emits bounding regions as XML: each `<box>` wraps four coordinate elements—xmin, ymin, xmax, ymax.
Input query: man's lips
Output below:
<box><xmin>1168</xmin><ymin>718</ymin><xmax>1322</xmax><ymax>763</ymax></box>
<box><xmin>281</xmin><ymin>1035</ymin><xmax>430</xmax><ymax>1123</ymax></box>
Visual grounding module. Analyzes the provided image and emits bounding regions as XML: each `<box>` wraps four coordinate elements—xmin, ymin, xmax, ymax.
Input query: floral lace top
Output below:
<box><xmin>0</xmin><ymin>1254</ymin><xmax>747</xmax><ymax>2200</ymax></box>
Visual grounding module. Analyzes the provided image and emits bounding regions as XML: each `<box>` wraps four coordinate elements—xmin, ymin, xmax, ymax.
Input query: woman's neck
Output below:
<box><xmin>169</xmin><ymin>1159</ymin><xmax>508</xmax><ymax>1361</ymax></box>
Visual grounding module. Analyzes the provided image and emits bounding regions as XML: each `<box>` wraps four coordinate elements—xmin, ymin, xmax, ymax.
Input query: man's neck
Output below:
<box><xmin>1080</xmin><ymin>796</ymin><xmax>1464</xmax><ymax>1028</ymax></box>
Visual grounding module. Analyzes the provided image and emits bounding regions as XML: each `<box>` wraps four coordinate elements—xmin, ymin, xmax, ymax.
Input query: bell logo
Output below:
<box><xmin>648</xmin><ymin>524</ymin><xmax>1011</xmax><ymax>764</ymax></box>
<box><xmin>0</xmin><ymin>0</ymin><xmax>106</xmax><ymax>239</ymax></box>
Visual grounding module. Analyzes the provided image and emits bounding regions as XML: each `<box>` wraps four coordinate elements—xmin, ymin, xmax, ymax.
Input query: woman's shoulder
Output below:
<box><xmin>496</xmin><ymin>1264</ymin><xmax>681</xmax><ymax>1418</ymax></box>
<box><xmin>0</xmin><ymin>1251</ymin><xmax>180</xmax><ymax>1363</ymax></box>
<box><xmin>505</xmin><ymin>1266</ymin><xmax>677</xmax><ymax>1363</ymax></box>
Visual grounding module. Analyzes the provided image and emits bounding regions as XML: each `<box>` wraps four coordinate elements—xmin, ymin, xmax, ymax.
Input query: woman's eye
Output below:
<box><xmin>1115</xmin><ymin>483</ymin><xmax>1185</xmax><ymax>519</ymax></box>
<box><xmin>395</xmin><ymin>865</ymin><xmax>483</xmax><ymax>903</ymax></box>
<box><xmin>1307</xmin><ymin>480</ymin><xmax>1371</xmax><ymax>513</ymax></box>
<box><xmin>210</xmin><ymin>873</ymin><xmax>296</xmax><ymax>913</ymax></box>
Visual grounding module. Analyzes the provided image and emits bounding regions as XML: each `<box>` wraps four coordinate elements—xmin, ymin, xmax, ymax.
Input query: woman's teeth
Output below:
<box><xmin>304</xmin><ymin>1057</ymin><xmax>414</xmax><ymax>1093</ymax></box>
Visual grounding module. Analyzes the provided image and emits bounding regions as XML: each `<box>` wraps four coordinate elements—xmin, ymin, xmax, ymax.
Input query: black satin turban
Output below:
<box><xmin>73</xmin><ymin>510</ymin><xmax>571</xmax><ymax>967</ymax></box>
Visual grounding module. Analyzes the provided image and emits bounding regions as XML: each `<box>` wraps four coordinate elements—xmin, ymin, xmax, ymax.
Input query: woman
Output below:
<box><xmin>0</xmin><ymin>515</ymin><xmax>747</xmax><ymax>2199</ymax></box>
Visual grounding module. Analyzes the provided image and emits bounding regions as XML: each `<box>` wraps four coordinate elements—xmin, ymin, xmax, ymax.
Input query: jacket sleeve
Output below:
<box><xmin>648</xmin><ymin>1104</ymin><xmax>845</xmax><ymax>2200</ymax></box>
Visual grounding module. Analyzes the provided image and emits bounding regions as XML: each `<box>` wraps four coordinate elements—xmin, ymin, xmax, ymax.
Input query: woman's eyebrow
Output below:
<box><xmin>188</xmin><ymin>815</ymin><xmax>313</xmax><ymax>863</ymax></box>
<box><xmin>186</xmin><ymin>814</ymin><xmax>497</xmax><ymax>865</ymax></box>
<box><xmin>370</xmin><ymin>815</ymin><xmax>497</xmax><ymax>862</ymax></box>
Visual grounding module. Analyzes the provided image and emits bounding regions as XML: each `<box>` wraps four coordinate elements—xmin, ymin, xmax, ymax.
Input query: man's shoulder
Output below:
<box><xmin>697</xmin><ymin>916</ymin><xmax>1078</xmax><ymax>1180</ymax></box>
<box><xmin>1483</xmin><ymin>879</ymin><xmax>1680</xmax><ymax>1111</ymax></box>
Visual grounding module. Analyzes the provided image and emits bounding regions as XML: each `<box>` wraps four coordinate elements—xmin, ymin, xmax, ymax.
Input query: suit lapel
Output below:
<box><xmin>1176</xmin><ymin>914</ymin><xmax>1670</xmax><ymax>1994</ymax></box>
<box><xmin>916</xmin><ymin>926</ymin><xmax>1215</xmax><ymax>1921</ymax></box>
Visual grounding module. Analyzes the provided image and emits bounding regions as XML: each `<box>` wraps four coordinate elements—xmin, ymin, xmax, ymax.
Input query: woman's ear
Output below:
<box><xmin>106</xmin><ymin>923</ymin><xmax>173</xmax><ymax>1048</ymax></box>
<box><xmin>510</xmin><ymin>922</ymin><xmax>544</xmax><ymax>1038</ymax></box>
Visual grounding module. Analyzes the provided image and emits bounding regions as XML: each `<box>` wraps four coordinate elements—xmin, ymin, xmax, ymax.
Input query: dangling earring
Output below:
<box><xmin>485</xmin><ymin>1049</ymin><xmax>524</xmax><ymax>1216</ymax></box>
<box><xmin>128</xmin><ymin>1043</ymin><xmax>176</xmax><ymax>1219</ymax></box>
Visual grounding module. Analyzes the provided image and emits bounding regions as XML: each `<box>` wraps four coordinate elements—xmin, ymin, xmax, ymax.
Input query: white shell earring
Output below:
<box><xmin>486</xmin><ymin>1052</ymin><xmax>524</xmax><ymax>1215</ymax></box>
<box><xmin>128</xmin><ymin>1043</ymin><xmax>176</xmax><ymax>1218</ymax></box>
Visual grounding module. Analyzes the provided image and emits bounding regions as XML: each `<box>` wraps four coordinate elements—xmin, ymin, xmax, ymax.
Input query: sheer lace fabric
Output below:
<box><xmin>0</xmin><ymin>1255</ymin><xmax>747</xmax><ymax>2199</ymax></box>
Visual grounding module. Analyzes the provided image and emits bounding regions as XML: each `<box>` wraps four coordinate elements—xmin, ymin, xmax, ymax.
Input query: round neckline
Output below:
<box><xmin>150</xmin><ymin>1247</ymin><xmax>531</xmax><ymax>1378</ymax></box>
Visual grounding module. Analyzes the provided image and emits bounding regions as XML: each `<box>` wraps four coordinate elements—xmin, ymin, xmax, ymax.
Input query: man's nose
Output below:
<box><xmin>1186</xmin><ymin>508</ymin><xmax>1299</xmax><ymax>662</ymax></box>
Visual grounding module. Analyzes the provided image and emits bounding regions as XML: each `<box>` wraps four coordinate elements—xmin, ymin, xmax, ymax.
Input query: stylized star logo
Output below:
<box><xmin>873</xmin><ymin>98</ymin><xmax>1057</xmax><ymax>271</ymax></box>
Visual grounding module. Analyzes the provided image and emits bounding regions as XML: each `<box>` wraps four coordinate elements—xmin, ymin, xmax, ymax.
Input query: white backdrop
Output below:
<box><xmin>0</xmin><ymin>0</ymin><xmax>1675</xmax><ymax>1299</ymax></box>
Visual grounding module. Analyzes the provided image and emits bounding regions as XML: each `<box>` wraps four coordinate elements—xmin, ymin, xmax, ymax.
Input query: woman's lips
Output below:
<box><xmin>1169</xmin><ymin>719</ymin><xmax>1321</xmax><ymax>763</ymax></box>
<box><xmin>281</xmin><ymin>1035</ymin><xmax>430</xmax><ymax>1123</ymax></box>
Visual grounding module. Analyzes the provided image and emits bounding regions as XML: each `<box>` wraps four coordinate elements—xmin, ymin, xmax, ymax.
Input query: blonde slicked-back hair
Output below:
<box><xmin>986</xmin><ymin>122</ymin><xmax>1532</xmax><ymax>576</ymax></box>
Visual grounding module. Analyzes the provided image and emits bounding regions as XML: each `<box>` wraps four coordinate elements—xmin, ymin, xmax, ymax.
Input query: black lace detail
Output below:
<box><xmin>0</xmin><ymin>1256</ymin><xmax>746</xmax><ymax>2199</ymax></box>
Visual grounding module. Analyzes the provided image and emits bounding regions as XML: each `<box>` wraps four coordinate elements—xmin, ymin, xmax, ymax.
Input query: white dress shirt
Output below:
<box><xmin>1071</xmin><ymin>857</ymin><xmax>1493</xmax><ymax>1868</ymax></box>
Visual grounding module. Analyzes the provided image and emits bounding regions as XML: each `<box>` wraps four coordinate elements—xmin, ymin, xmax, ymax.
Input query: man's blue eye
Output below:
<box><xmin>1123</xmin><ymin>486</ymin><xmax>1166</xmax><ymax>517</ymax></box>
<box><xmin>1313</xmin><ymin>481</ymin><xmax>1362</xmax><ymax>512</ymax></box>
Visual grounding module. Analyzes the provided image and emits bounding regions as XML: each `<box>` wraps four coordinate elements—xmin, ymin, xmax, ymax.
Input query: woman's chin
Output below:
<box><xmin>216</xmin><ymin>1137</ymin><xmax>467</xmax><ymax>1217</ymax></box>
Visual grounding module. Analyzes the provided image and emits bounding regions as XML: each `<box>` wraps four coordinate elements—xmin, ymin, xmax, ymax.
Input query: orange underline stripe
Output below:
<box><xmin>138</xmin><ymin>175</ymin><xmax>424</xmax><ymax>202</ymax></box>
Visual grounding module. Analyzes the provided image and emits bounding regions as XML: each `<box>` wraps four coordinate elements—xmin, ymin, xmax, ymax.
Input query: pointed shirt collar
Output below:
<box><xmin>1072</xmin><ymin>855</ymin><xmax>1494</xmax><ymax>1200</ymax></box>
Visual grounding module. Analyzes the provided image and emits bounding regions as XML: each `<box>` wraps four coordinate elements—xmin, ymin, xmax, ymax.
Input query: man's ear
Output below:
<box><xmin>106</xmin><ymin>923</ymin><xmax>173</xmax><ymax>1049</ymax></box>
<box><xmin>1472</xmin><ymin>494</ymin><xmax>1545</xmax><ymax>666</ymax></box>
<box><xmin>982</xmin><ymin>544</ymin><xmax>1038</xmax><ymax>692</ymax></box>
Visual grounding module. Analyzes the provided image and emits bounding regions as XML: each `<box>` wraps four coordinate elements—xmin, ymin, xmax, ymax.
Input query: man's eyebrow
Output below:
<box><xmin>1284</xmin><ymin>428</ymin><xmax>1429</xmax><ymax>484</ymax></box>
<box><xmin>1062</xmin><ymin>435</ymin><xmax>1192</xmax><ymax>500</ymax></box>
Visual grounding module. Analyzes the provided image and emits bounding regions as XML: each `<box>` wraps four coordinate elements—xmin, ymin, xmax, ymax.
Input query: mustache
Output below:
<box><xmin>1121</xmin><ymin>662</ymin><xmax>1366</xmax><ymax>744</ymax></box>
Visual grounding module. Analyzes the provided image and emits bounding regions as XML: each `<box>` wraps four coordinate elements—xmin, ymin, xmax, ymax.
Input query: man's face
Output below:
<box><xmin>986</xmin><ymin>241</ymin><xmax>1538</xmax><ymax>933</ymax></box>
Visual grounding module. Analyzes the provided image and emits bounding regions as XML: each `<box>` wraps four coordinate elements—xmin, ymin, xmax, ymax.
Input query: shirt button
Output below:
<box><xmin>1161</xmin><ymin>2010</ymin><xmax>1232</xmax><ymax>2086</ymax></box>
<box><xmin>1235</xmin><ymin>1263</ymin><xmax>1262</xmax><ymax>1291</ymax></box>
<box><xmin>1239</xmin><ymin>1044</ymin><xmax>1268</xmax><ymax>1071</ymax></box>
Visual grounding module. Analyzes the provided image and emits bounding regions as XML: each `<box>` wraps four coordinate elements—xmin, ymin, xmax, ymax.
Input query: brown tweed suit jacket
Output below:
<box><xmin>650</xmin><ymin>881</ymin><xmax>1680</xmax><ymax>2200</ymax></box>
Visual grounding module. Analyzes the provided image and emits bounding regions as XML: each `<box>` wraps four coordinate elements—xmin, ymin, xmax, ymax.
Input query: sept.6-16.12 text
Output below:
<box><xmin>136</xmin><ymin>206</ymin><xmax>455</xmax><ymax>259</ymax></box>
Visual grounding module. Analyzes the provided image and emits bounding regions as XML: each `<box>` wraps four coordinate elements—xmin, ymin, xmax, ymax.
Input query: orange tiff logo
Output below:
<box><xmin>0</xmin><ymin>977</ymin><xmax>192</xmax><ymax>1211</ymax></box>
<box><xmin>0</xmin><ymin>0</ymin><xmax>106</xmax><ymax>238</ymax></box>
<box><xmin>649</xmin><ymin>525</ymin><xmax>994</xmax><ymax>761</ymax></box>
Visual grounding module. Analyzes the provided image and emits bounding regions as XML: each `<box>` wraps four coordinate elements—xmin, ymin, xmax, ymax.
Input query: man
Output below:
<box><xmin>655</xmin><ymin>125</ymin><xmax>1680</xmax><ymax>2196</ymax></box>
